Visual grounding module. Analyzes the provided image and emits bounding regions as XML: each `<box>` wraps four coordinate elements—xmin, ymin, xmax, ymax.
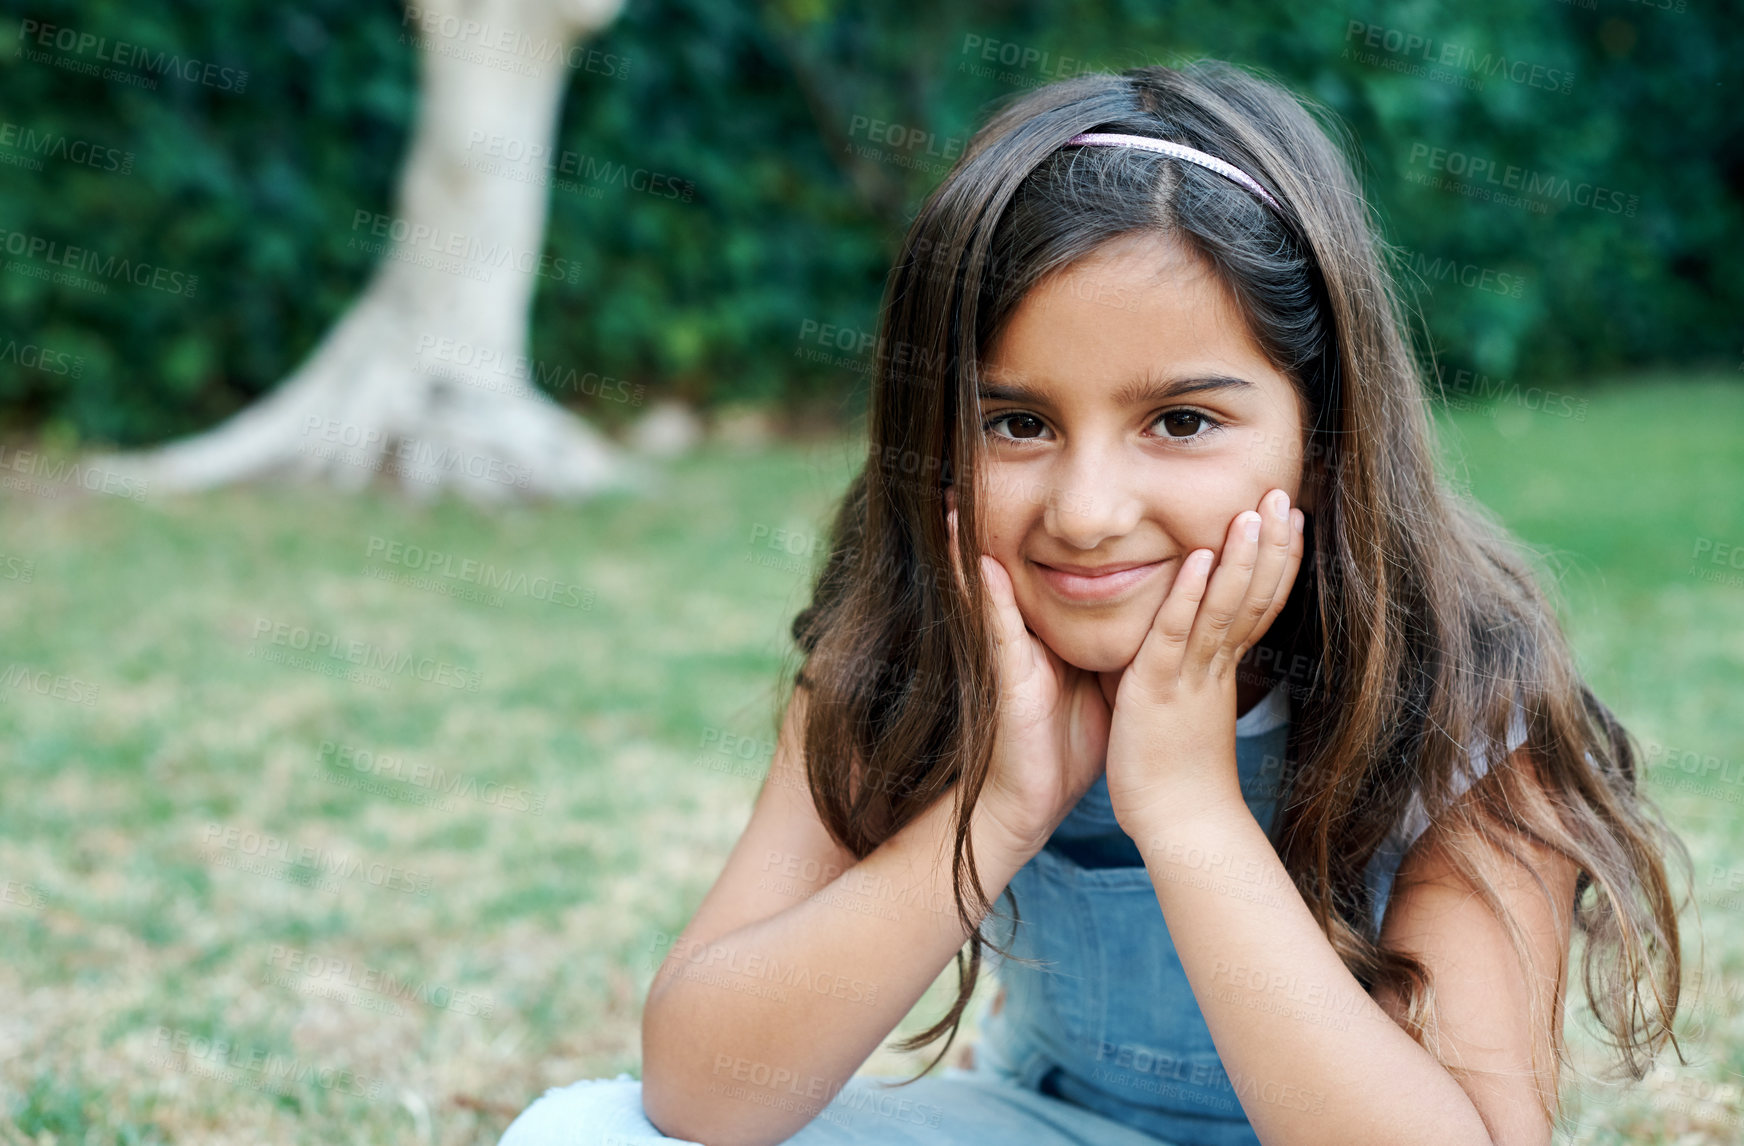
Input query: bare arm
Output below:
<box><xmin>640</xmin><ymin>688</ymin><xmax>1035</xmax><ymax>1146</ymax></box>
<box><xmin>1125</xmin><ymin>749</ymin><xmax>1579</xmax><ymax>1146</ymax></box>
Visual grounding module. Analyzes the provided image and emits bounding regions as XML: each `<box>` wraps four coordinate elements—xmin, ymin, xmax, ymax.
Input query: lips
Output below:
<box><xmin>1037</xmin><ymin>559</ymin><xmax>1157</xmax><ymax>576</ymax></box>
<box><xmin>1032</xmin><ymin>557</ymin><xmax>1168</xmax><ymax>602</ymax></box>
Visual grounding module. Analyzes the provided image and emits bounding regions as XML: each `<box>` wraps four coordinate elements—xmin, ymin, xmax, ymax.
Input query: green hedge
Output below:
<box><xmin>1</xmin><ymin>0</ymin><xmax>1737</xmax><ymax>446</ymax></box>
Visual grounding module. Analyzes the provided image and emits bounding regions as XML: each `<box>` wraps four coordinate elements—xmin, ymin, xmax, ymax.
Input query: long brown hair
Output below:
<box><xmin>777</xmin><ymin>59</ymin><xmax>1690</xmax><ymax>1124</ymax></box>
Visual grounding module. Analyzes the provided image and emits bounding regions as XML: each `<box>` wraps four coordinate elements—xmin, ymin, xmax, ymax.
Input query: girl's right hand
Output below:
<box><xmin>947</xmin><ymin>506</ymin><xmax>1112</xmax><ymax>858</ymax></box>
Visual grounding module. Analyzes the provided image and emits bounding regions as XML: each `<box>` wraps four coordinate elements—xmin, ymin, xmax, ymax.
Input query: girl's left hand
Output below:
<box><xmin>1105</xmin><ymin>488</ymin><xmax>1305</xmax><ymax>837</ymax></box>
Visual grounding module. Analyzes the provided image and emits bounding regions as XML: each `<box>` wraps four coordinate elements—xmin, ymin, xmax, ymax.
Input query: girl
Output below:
<box><xmin>500</xmin><ymin>60</ymin><xmax>1688</xmax><ymax>1146</ymax></box>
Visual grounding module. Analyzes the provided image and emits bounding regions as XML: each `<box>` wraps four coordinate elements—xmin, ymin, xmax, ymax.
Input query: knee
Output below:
<box><xmin>497</xmin><ymin>1076</ymin><xmax>674</xmax><ymax>1146</ymax></box>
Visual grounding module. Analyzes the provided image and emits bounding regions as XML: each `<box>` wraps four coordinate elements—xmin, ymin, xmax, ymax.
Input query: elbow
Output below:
<box><xmin>641</xmin><ymin>1060</ymin><xmax>803</xmax><ymax>1146</ymax></box>
<box><xmin>639</xmin><ymin>990</ymin><xmax>810</xmax><ymax>1146</ymax></box>
<box><xmin>638</xmin><ymin>1067</ymin><xmax>710</xmax><ymax>1145</ymax></box>
<box><xmin>636</xmin><ymin>1043</ymin><xmax>743</xmax><ymax>1146</ymax></box>
<box><xmin>639</xmin><ymin>1083</ymin><xmax>778</xmax><ymax>1146</ymax></box>
<box><xmin>637</xmin><ymin>1010</ymin><xmax>701</xmax><ymax>1141</ymax></box>
<box><xmin>637</xmin><ymin>1091</ymin><xmax>704</xmax><ymax>1146</ymax></box>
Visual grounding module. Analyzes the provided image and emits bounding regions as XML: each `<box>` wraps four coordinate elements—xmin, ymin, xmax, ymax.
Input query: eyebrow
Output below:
<box><xmin>976</xmin><ymin>373</ymin><xmax>1257</xmax><ymax>406</ymax></box>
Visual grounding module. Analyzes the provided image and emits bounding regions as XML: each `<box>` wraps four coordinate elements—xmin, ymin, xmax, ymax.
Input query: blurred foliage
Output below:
<box><xmin>0</xmin><ymin>0</ymin><xmax>1738</xmax><ymax>447</ymax></box>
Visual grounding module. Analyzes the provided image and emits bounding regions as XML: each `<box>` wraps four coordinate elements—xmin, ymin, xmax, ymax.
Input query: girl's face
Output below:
<box><xmin>967</xmin><ymin>230</ymin><xmax>1311</xmax><ymax>675</ymax></box>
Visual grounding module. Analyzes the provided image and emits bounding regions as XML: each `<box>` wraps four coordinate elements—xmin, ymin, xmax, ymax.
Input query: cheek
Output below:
<box><xmin>1235</xmin><ymin>423</ymin><xmax>1310</xmax><ymax>503</ymax></box>
<box><xmin>1168</xmin><ymin>467</ymin><xmax>1269</xmax><ymax>551</ymax></box>
<box><xmin>975</xmin><ymin>485</ymin><xmax>1027</xmax><ymax>556</ymax></box>
<box><xmin>989</xmin><ymin>522</ymin><xmax>1020</xmax><ymax>555</ymax></box>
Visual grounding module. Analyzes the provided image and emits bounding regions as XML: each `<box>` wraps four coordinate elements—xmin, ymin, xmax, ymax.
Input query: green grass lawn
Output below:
<box><xmin>1</xmin><ymin>373</ymin><xmax>1740</xmax><ymax>1145</ymax></box>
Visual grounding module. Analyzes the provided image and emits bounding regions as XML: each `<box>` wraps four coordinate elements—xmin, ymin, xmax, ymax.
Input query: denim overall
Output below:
<box><xmin>973</xmin><ymin>678</ymin><xmax>1529</xmax><ymax>1146</ymax></box>
<box><xmin>495</xmin><ymin>680</ymin><xmax>1528</xmax><ymax>1146</ymax></box>
<box><xmin>972</xmin><ymin>679</ymin><xmax>1296</xmax><ymax>1146</ymax></box>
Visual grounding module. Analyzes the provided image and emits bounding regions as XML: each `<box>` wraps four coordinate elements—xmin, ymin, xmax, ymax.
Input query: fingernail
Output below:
<box><xmin>1292</xmin><ymin>509</ymin><xmax>1304</xmax><ymax>534</ymax></box>
<box><xmin>1270</xmin><ymin>491</ymin><xmax>1289</xmax><ymax>520</ymax></box>
<box><xmin>1242</xmin><ymin>512</ymin><xmax>1261</xmax><ymax>542</ymax></box>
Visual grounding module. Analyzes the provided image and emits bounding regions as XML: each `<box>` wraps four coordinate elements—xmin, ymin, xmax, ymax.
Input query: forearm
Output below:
<box><xmin>641</xmin><ymin>791</ymin><xmax>1032</xmax><ymax>1146</ymax></box>
<box><xmin>1134</xmin><ymin>803</ymin><xmax>1493</xmax><ymax>1146</ymax></box>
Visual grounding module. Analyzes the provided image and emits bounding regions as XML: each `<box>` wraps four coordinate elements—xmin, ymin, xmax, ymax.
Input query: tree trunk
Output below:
<box><xmin>91</xmin><ymin>0</ymin><xmax>646</xmax><ymax>505</ymax></box>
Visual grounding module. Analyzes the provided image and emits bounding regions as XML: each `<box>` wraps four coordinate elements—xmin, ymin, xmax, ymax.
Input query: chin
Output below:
<box><xmin>1034</xmin><ymin>623</ymin><xmax>1147</xmax><ymax>674</ymax></box>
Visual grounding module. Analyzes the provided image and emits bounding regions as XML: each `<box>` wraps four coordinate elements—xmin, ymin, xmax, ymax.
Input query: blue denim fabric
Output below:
<box><xmin>496</xmin><ymin>1063</ymin><xmax>1187</xmax><ymax>1145</ymax></box>
<box><xmin>499</xmin><ymin>679</ymin><xmax>1529</xmax><ymax>1146</ymax></box>
<box><xmin>979</xmin><ymin>680</ymin><xmax>1530</xmax><ymax>1146</ymax></box>
<box><xmin>974</xmin><ymin>679</ymin><xmax>1295</xmax><ymax>1146</ymax></box>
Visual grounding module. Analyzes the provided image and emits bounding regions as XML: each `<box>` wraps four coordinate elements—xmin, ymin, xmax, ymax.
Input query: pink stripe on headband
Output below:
<box><xmin>1064</xmin><ymin>132</ymin><xmax>1282</xmax><ymax>212</ymax></box>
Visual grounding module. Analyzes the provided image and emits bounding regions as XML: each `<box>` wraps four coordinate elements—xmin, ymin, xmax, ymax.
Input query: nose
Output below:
<box><xmin>1039</xmin><ymin>444</ymin><xmax>1144</xmax><ymax>550</ymax></box>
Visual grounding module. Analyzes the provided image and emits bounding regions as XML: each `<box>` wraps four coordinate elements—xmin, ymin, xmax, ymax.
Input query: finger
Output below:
<box><xmin>1183</xmin><ymin>509</ymin><xmax>1263</xmax><ymax>676</ymax></box>
<box><xmin>1128</xmin><ymin>548</ymin><xmax>1214</xmax><ymax>687</ymax></box>
<box><xmin>1222</xmin><ymin>490</ymin><xmax>1296</xmax><ymax>664</ymax></box>
<box><xmin>949</xmin><ymin>509</ymin><xmax>1034</xmax><ymax>697</ymax></box>
<box><xmin>984</xmin><ymin>553</ymin><xmax>1059</xmax><ymax>726</ymax></box>
<box><xmin>1248</xmin><ymin>506</ymin><xmax>1306</xmax><ymax>653</ymax></box>
<box><xmin>978</xmin><ymin>552</ymin><xmax>1038</xmax><ymax>670</ymax></box>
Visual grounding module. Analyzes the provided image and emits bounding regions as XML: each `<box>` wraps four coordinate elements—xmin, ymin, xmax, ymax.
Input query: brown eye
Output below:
<box><xmin>1157</xmin><ymin>411</ymin><xmax>1211</xmax><ymax>438</ymax></box>
<box><xmin>984</xmin><ymin>414</ymin><xmax>1048</xmax><ymax>441</ymax></box>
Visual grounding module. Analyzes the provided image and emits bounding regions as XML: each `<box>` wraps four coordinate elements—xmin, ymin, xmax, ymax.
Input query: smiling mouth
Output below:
<box><xmin>1032</xmin><ymin>558</ymin><xmax>1169</xmax><ymax>602</ymax></box>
